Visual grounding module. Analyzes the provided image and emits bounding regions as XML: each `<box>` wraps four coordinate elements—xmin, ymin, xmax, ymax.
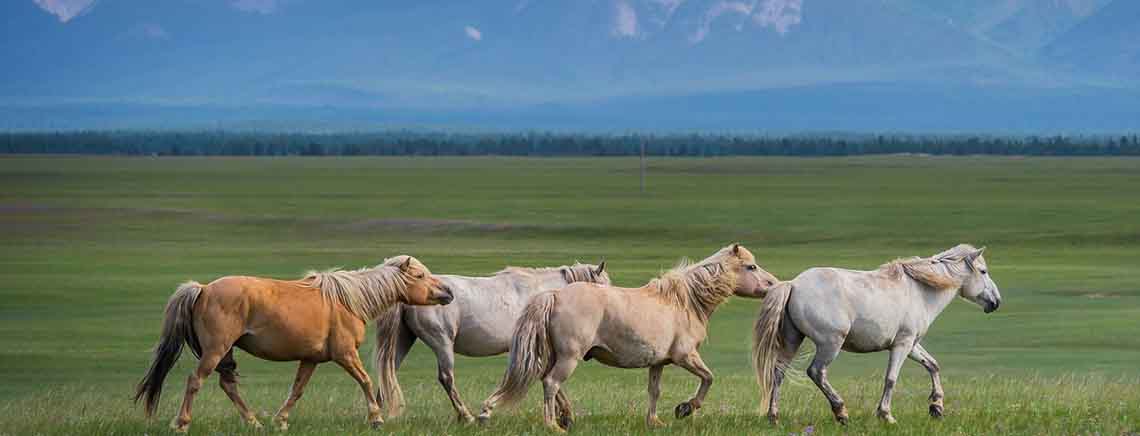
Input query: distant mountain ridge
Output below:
<box><xmin>1</xmin><ymin>0</ymin><xmax>1137</xmax><ymax>130</ymax></box>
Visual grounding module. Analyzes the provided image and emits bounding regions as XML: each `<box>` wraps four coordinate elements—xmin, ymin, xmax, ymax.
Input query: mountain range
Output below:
<box><xmin>2</xmin><ymin>0</ymin><xmax>1138</xmax><ymax>131</ymax></box>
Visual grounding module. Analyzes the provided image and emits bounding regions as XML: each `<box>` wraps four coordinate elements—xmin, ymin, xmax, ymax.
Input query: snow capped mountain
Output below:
<box><xmin>2</xmin><ymin>0</ymin><xmax>1137</xmax><ymax>130</ymax></box>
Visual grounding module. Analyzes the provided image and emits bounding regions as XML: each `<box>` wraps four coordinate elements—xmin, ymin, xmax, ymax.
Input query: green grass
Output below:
<box><xmin>1</xmin><ymin>155</ymin><xmax>1138</xmax><ymax>435</ymax></box>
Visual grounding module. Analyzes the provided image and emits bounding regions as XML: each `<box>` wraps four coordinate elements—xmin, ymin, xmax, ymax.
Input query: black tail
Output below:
<box><xmin>134</xmin><ymin>281</ymin><xmax>203</xmax><ymax>417</ymax></box>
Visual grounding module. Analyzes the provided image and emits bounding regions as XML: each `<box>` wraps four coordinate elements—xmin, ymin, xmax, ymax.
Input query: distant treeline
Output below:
<box><xmin>3</xmin><ymin>131</ymin><xmax>1140</xmax><ymax>156</ymax></box>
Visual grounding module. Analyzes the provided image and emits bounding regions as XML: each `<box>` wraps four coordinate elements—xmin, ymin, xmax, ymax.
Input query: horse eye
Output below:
<box><xmin>980</xmin><ymin>269</ymin><xmax>988</xmax><ymax>275</ymax></box>
<box><xmin>746</xmin><ymin>265</ymin><xmax>758</xmax><ymax>271</ymax></box>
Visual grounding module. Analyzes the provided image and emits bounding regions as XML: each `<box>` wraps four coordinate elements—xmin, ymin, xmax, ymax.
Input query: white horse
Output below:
<box><xmin>753</xmin><ymin>244</ymin><xmax>1001</xmax><ymax>425</ymax></box>
<box><xmin>372</xmin><ymin>262</ymin><xmax>610</xmax><ymax>422</ymax></box>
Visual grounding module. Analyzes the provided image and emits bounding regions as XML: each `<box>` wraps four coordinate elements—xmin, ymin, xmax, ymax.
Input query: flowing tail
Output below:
<box><xmin>134</xmin><ymin>281</ymin><xmax>203</xmax><ymax>418</ymax></box>
<box><xmin>752</xmin><ymin>282</ymin><xmax>794</xmax><ymax>414</ymax></box>
<box><xmin>373</xmin><ymin>303</ymin><xmax>415</xmax><ymax>417</ymax></box>
<box><xmin>479</xmin><ymin>291</ymin><xmax>558</xmax><ymax>416</ymax></box>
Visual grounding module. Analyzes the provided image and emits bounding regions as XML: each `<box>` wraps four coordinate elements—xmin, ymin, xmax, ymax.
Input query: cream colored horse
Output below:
<box><xmin>373</xmin><ymin>262</ymin><xmax>610</xmax><ymax>422</ymax></box>
<box><xmin>134</xmin><ymin>255</ymin><xmax>453</xmax><ymax>433</ymax></box>
<box><xmin>477</xmin><ymin>244</ymin><xmax>779</xmax><ymax>432</ymax></box>
<box><xmin>753</xmin><ymin>244</ymin><xmax>1002</xmax><ymax>425</ymax></box>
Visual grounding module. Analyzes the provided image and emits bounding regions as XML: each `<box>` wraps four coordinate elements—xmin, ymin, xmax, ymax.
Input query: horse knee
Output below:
<box><xmin>806</xmin><ymin>365</ymin><xmax>823</xmax><ymax>381</ymax></box>
<box><xmin>437</xmin><ymin>370</ymin><xmax>454</xmax><ymax>387</ymax></box>
<box><xmin>927</xmin><ymin>359</ymin><xmax>941</xmax><ymax>373</ymax></box>
<box><xmin>185</xmin><ymin>375</ymin><xmax>203</xmax><ymax>395</ymax></box>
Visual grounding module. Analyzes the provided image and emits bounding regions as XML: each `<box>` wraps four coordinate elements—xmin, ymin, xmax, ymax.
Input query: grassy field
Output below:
<box><xmin>1</xmin><ymin>155</ymin><xmax>1138</xmax><ymax>435</ymax></box>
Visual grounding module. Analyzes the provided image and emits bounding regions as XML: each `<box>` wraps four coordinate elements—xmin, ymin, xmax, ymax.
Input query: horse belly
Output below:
<box><xmin>841</xmin><ymin>318</ymin><xmax>897</xmax><ymax>353</ymax></box>
<box><xmin>589</xmin><ymin>343</ymin><xmax>666</xmax><ymax>368</ymax></box>
<box><xmin>453</xmin><ymin>327</ymin><xmax>511</xmax><ymax>357</ymax></box>
<box><xmin>590</xmin><ymin>326</ymin><xmax>671</xmax><ymax>368</ymax></box>
<box><xmin>235</xmin><ymin>333</ymin><xmax>327</xmax><ymax>362</ymax></box>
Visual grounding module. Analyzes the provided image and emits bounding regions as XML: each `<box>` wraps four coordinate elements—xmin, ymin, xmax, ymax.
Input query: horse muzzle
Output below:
<box><xmin>434</xmin><ymin>287</ymin><xmax>455</xmax><ymax>305</ymax></box>
<box><xmin>982</xmin><ymin>297</ymin><xmax>1001</xmax><ymax>313</ymax></box>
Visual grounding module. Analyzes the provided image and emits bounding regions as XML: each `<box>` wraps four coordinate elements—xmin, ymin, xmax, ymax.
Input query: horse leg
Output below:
<box><xmin>768</xmin><ymin>325</ymin><xmax>805</xmax><ymax>424</ymax></box>
<box><xmin>646</xmin><ymin>364</ymin><xmax>666</xmax><ymax>427</ymax></box>
<box><xmin>170</xmin><ymin>348</ymin><xmax>226</xmax><ymax>433</ymax></box>
<box><xmin>908</xmin><ymin>343</ymin><xmax>945</xmax><ymax>418</ymax></box>
<box><xmin>806</xmin><ymin>341</ymin><xmax>848</xmax><ymax>425</ymax></box>
<box><xmin>272</xmin><ymin>361</ymin><xmax>317</xmax><ymax>431</ymax></box>
<box><xmin>542</xmin><ymin>357</ymin><xmax>579</xmax><ymax>432</ymax></box>
<box><xmin>431</xmin><ymin>343</ymin><xmax>475</xmax><ymax>423</ymax></box>
<box><xmin>876</xmin><ymin>341</ymin><xmax>913</xmax><ymax>424</ymax></box>
<box><xmin>555</xmin><ymin>388</ymin><xmax>575</xmax><ymax>430</ymax></box>
<box><xmin>336</xmin><ymin>351</ymin><xmax>385</xmax><ymax>428</ymax></box>
<box><xmin>673</xmin><ymin>351</ymin><xmax>713</xmax><ymax>420</ymax></box>
<box><xmin>216</xmin><ymin>348</ymin><xmax>261</xmax><ymax>428</ymax></box>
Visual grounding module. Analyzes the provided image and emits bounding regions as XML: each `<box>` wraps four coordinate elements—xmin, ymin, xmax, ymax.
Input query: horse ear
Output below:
<box><xmin>595</xmin><ymin>260</ymin><xmax>606</xmax><ymax>275</ymax></box>
<box><xmin>968</xmin><ymin>247</ymin><xmax>985</xmax><ymax>261</ymax></box>
<box><xmin>399</xmin><ymin>256</ymin><xmax>413</xmax><ymax>272</ymax></box>
<box><xmin>731</xmin><ymin>243</ymin><xmax>741</xmax><ymax>256</ymax></box>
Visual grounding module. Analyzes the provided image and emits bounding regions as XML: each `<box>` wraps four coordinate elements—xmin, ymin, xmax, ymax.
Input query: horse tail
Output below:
<box><xmin>134</xmin><ymin>281</ymin><xmax>203</xmax><ymax>418</ymax></box>
<box><xmin>481</xmin><ymin>291</ymin><xmax>558</xmax><ymax>413</ymax></box>
<box><xmin>752</xmin><ymin>281</ymin><xmax>794</xmax><ymax>414</ymax></box>
<box><xmin>373</xmin><ymin>303</ymin><xmax>415</xmax><ymax>417</ymax></box>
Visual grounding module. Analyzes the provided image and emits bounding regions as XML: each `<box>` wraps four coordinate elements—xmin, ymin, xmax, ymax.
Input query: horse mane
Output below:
<box><xmin>495</xmin><ymin>263</ymin><xmax>606</xmax><ymax>284</ymax></box>
<box><xmin>305</xmin><ymin>255</ymin><xmax>412</xmax><ymax>320</ymax></box>
<box><xmin>879</xmin><ymin>244</ymin><xmax>978</xmax><ymax>290</ymax></box>
<box><xmin>649</xmin><ymin>246</ymin><xmax>739</xmax><ymax>323</ymax></box>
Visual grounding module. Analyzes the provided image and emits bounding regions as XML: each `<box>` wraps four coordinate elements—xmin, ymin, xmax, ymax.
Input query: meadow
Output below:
<box><xmin>0</xmin><ymin>155</ymin><xmax>1138</xmax><ymax>435</ymax></box>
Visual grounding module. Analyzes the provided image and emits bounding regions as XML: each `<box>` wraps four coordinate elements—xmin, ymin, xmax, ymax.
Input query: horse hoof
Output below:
<box><xmin>674</xmin><ymin>402</ymin><xmax>695</xmax><ymax>419</ymax></box>
<box><xmin>766</xmin><ymin>413</ymin><xmax>779</xmax><ymax>425</ymax></box>
<box><xmin>929</xmin><ymin>404</ymin><xmax>944</xmax><ymax>418</ymax></box>
<box><xmin>458</xmin><ymin>414</ymin><xmax>476</xmax><ymax>424</ymax></box>
<box><xmin>559</xmin><ymin>417</ymin><xmax>573</xmax><ymax>432</ymax></box>
<box><xmin>647</xmin><ymin>417</ymin><xmax>667</xmax><ymax>428</ymax></box>
<box><xmin>370</xmin><ymin>420</ymin><xmax>383</xmax><ymax>430</ymax></box>
<box><xmin>546</xmin><ymin>422</ymin><xmax>568</xmax><ymax>433</ymax></box>
<box><xmin>835</xmin><ymin>415</ymin><xmax>849</xmax><ymax>426</ymax></box>
<box><xmin>169</xmin><ymin>418</ymin><xmax>190</xmax><ymax>433</ymax></box>
<box><xmin>476</xmin><ymin>413</ymin><xmax>491</xmax><ymax>425</ymax></box>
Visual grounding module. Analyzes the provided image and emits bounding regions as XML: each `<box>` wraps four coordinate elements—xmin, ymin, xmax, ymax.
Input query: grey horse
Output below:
<box><xmin>373</xmin><ymin>262</ymin><xmax>609</xmax><ymax>422</ymax></box>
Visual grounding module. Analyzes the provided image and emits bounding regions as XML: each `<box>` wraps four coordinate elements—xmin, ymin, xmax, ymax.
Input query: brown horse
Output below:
<box><xmin>134</xmin><ymin>255</ymin><xmax>454</xmax><ymax>433</ymax></box>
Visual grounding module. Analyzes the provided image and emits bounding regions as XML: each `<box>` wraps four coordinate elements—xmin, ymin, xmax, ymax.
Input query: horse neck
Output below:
<box><xmin>651</xmin><ymin>277</ymin><xmax>730</xmax><ymax>327</ymax></box>
<box><xmin>530</xmin><ymin>269</ymin><xmax>574</xmax><ymax>291</ymax></box>
<box><xmin>916</xmin><ymin>281</ymin><xmax>960</xmax><ymax>326</ymax></box>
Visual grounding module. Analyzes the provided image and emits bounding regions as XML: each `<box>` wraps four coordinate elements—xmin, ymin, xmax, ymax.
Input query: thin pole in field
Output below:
<box><xmin>640</xmin><ymin>139</ymin><xmax>647</xmax><ymax>194</ymax></box>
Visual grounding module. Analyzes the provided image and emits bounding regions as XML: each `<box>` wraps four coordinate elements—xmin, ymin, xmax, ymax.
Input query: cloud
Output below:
<box><xmin>751</xmin><ymin>0</ymin><xmax>802</xmax><ymax>34</ymax></box>
<box><xmin>230</xmin><ymin>0</ymin><xmax>277</xmax><ymax>14</ymax></box>
<box><xmin>33</xmin><ymin>0</ymin><xmax>98</xmax><ymax>23</ymax></box>
<box><xmin>691</xmin><ymin>0</ymin><xmax>803</xmax><ymax>43</ymax></box>
<box><xmin>465</xmin><ymin>25</ymin><xmax>483</xmax><ymax>41</ymax></box>
<box><xmin>613</xmin><ymin>0</ymin><xmax>639</xmax><ymax>38</ymax></box>
<box><xmin>131</xmin><ymin>23</ymin><xmax>169</xmax><ymax>40</ymax></box>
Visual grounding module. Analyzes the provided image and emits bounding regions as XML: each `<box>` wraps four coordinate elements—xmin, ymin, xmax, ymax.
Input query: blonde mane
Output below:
<box><xmin>495</xmin><ymin>263</ymin><xmax>606</xmax><ymax>284</ymax></box>
<box><xmin>879</xmin><ymin>244</ymin><xmax>979</xmax><ymax>290</ymax></box>
<box><xmin>305</xmin><ymin>256</ymin><xmax>413</xmax><ymax>320</ymax></box>
<box><xmin>648</xmin><ymin>247</ymin><xmax>740</xmax><ymax>323</ymax></box>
